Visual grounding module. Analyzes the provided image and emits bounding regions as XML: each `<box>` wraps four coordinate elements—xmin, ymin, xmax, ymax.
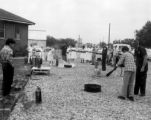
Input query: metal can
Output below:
<box><xmin>35</xmin><ymin>86</ymin><xmax>42</xmax><ymax>104</ymax></box>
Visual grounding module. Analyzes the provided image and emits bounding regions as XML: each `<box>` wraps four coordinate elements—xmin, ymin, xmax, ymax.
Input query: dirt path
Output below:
<box><xmin>9</xmin><ymin>62</ymin><xmax>151</xmax><ymax>120</ymax></box>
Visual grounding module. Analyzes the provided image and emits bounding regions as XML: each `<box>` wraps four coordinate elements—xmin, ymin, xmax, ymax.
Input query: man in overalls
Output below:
<box><xmin>134</xmin><ymin>42</ymin><xmax>148</xmax><ymax>97</ymax></box>
<box><xmin>102</xmin><ymin>46</ymin><xmax>107</xmax><ymax>71</ymax></box>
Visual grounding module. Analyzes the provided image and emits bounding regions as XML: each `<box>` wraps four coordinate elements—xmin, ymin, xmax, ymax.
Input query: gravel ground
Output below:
<box><xmin>8</xmin><ymin>61</ymin><xmax>151</xmax><ymax>120</ymax></box>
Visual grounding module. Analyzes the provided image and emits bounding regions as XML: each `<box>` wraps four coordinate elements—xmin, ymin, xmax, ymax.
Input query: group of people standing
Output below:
<box><xmin>116</xmin><ymin>42</ymin><xmax>148</xmax><ymax>101</ymax></box>
<box><xmin>28</xmin><ymin>46</ymin><xmax>62</xmax><ymax>67</ymax></box>
<box><xmin>66</xmin><ymin>45</ymin><xmax>108</xmax><ymax>71</ymax></box>
<box><xmin>0</xmin><ymin>39</ymin><xmax>149</xmax><ymax>103</ymax></box>
<box><xmin>77</xmin><ymin>43</ymin><xmax>148</xmax><ymax>102</ymax></box>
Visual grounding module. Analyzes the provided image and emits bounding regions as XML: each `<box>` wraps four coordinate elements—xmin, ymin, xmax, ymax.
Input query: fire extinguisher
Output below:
<box><xmin>56</xmin><ymin>58</ymin><xmax>59</xmax><ymax>66</ymax></box>
<box><xmin>35</xmin><ymin>86</ymin><xmax>42</xmax><ymax>104</ymax></box>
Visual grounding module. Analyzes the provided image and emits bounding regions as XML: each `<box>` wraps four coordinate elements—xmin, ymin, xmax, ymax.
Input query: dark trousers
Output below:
<box><xmin>134</xmin><ymin>70</ymin><xmax>147</xmax><ymax>95</ymax></box>
<box><xmin>102</xmin><ymin>56</ymin><xmax>106</xmax><ymax>71</ymax></box>
<box><xmin>62</xmin><ymin>55</ymin><xmax>67</xmax><ymax>61</ymax></box>
<box><xmin>2</xmin><ymin>63</ymin><xmax>14</xmax><ymax>96</ymax></box>
<box><xmin>92</xmin><ymin>54</ymin><xmax>96</xmax><ymax>65</ymax></box>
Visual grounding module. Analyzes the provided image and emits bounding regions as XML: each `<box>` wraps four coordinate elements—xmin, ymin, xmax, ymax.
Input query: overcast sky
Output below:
<box><xmin>1</xmin><ymin>0</ymin><xmax>151</xmax><ymax>44</ymax></box>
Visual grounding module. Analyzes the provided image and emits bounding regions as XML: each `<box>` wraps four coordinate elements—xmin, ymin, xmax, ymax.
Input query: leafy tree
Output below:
<box><xmin>46</xmin><ymin>36</ymin><xmax>77</xmax><ymax>48</ymax></box>
<box><xmin>99</xmin><ymin>42</ymin><xmax>106</xmax><ymax>48</ymax></box>
<box><xmin>46</xmin><ymin>36</ymin><xmax>58</xmax><ymax>46</ymax></box>
<box><xmin>113</xmin><ymin>38</ymin><xmax>135</xmax><ymax>48</ymax></box>
<box><xmin>113</xmin><ymin>39</ymin><xmax>121</xmax><ymax>44</ymax></box>
<box><xmin>59</xmin><ymin>38</ymin><xmax>76</xmax><ymax>47</ymax></box>
<box><xmin>121</xmin><ymin>38</ymin><xmax>135</xmax><ymax>47</ymax></box>
<box><xmin>135</xmin><ymin>21</ymin><xmax>151</xmax><ymax>48</ymax></box>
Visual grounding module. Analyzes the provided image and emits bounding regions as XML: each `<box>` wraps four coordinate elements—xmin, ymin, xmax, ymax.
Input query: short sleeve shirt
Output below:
<box><xmin>117</xmin><ymin>52</ymin><xmax>136</xmax><ymax>72</ymax></box>
<box><xmin>0</xmin><ymin>45</ymin><xmax>13</xmax><ymax>64</ymax></box>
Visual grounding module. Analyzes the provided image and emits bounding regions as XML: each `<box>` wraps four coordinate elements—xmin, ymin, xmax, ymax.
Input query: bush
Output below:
<box><xmin>14</xmin><ymin>45</ymin><xmax>28</xmax><ymax>57</ymax></box>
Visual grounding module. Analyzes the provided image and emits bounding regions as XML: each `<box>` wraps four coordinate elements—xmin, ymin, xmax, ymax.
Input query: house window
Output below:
<box><xmin>15</xmin><ymin>25</ymin><xmax>21</xmax><ymax>40</ymax></box>
<box><xmin>0</xmin><ymin>22</ymin><xmax>5</xmax><ymax>39</ymax></box>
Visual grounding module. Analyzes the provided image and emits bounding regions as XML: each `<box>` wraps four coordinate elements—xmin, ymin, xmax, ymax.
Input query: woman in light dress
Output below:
<box><xmin>80</xmin><ymin>46</ymin><xmax>85</xmax><ymax>63</ymax></box>
<box><xmin>47</xmin><ymin>48</ymin><xmax>54</xmax><ymax>65</ymax></box>
<box><xmin>86</xmin><ymin>47</ymin><xmax>92</xmax><ymax>63</ymax></box>
<box><xmin>28</xmin><ymin>45</ymin><xmax>33</xmax><ymax>64</ymax></box>
<box><xmin>70</xmin><ymin>47</ymin><xmax>77</xmax><ymax>61</ymax></box>
<box><xmin>67</xmin><ymin>46</ymin><xmax>72</xmax><ymax>62</ymax></box>
<box><xmin>91</xmin><ymin>47</ymin><xmax>97</xmax><ymax>65</ymax></box>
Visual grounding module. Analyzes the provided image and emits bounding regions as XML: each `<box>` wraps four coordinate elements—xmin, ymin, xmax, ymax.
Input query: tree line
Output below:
<box><xmin>46</xmin><ymin>36</ymin><xmax>77</xmax><ymax>48</ymax></box>
<box><xmin>113</xmin><ymin>21</ymin><xmax>151</xmax><ymax>48</ymax></box>
<box><xmin>46</xmin><ymin>21</ymin><xmax>151</xmax><ymax>49</ymax></box>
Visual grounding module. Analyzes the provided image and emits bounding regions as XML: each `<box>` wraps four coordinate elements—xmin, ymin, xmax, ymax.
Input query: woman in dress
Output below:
<box><xmin>47</xmin><ymin>48</ymin><xmax>54</xmax><ymax>65</ymax></box>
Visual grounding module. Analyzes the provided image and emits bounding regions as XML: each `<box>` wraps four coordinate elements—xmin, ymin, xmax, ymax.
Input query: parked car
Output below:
<box><xmin>113</xmin><ymin>44</ymin><xmax>132</xmax><ymax>55</ymax></box>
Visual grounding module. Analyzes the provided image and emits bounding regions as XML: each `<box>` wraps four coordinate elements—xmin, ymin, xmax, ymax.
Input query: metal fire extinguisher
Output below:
<box><xmin>35</xmin><ymin>86</ymin><xmax>42</xmax><ymax>104</ymax></box>
<box><xmin>56</xmin><ymin>58</ymin><xmax>59</xmax><ymax>66</ymax></box>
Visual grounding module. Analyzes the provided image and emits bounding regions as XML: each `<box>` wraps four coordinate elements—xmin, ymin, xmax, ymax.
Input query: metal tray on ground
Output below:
<box><xmin>32</xmin><ymin>66</ymin><xmax>51</xmax><ymax>75</ymax></box>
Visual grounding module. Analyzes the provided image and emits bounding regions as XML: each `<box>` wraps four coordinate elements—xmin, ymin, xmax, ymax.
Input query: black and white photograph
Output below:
<box><xmin>0</xmin><ymin>0</ymin><xmax>151</xmax><ymax>120</ymax></box>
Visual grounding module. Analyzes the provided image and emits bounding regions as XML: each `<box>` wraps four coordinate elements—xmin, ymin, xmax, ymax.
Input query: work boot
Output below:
<box><xmin>127</xmin><ymin>96</ymin><xmax>134</xmax><ymax>101</ymax></box>
<box><xmin>118</xmin><ymin>96</ymin><xmax>126</xmax><ymax>100</ymax></box>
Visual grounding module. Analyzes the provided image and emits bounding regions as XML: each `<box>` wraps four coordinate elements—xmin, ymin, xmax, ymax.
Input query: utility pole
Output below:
<box><xmin>108</xmin><ymin>23</ymin><xmax>111</xmax><ymax>45</ymax></box>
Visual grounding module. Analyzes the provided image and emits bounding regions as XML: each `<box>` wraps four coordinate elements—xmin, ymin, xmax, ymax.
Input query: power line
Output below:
<box><xmin>29</xmin><ymin>29</ymin><xmax>46</xmax><ymax>32</ymax></box>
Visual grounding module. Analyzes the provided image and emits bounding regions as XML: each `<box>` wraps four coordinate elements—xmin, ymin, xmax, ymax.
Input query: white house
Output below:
<box><xmin>28</xmin><ymin>28</ymin><xmax>47</xmax><ymax>48</ymax></box>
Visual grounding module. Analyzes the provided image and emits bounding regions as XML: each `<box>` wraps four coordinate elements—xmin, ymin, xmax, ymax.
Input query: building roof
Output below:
<box><xmin>0</xmin><ymin>8</ymin><xmax>35</xmax><ymax>25</ymax></box>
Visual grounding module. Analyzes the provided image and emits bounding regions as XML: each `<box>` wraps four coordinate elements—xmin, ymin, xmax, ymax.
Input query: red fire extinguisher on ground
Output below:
<box><xmin>35</xmin><ymin>86</ymin><xmax>42</xmax><ymax>104</ymax></box>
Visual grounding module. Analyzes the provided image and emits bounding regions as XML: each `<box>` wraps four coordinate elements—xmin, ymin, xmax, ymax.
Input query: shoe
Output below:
<box><xmin>140</xmin><ymin>94</ymin><xmax>145</xmax><ymax>97</ymax></box>
<box><xmin>127</xmin><ymin>96</ymin><xmax>134</xmax><ymax>101</ymax></box>
<box><xmin>118</xmin><ymin>96</ymin><xmax>126</xmax><ymax>100</ymax></box>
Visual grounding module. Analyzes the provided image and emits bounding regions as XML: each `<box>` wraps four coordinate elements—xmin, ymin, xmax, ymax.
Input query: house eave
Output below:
<box><xmin>0</xmin><ymin>18</ymin><xmax>35</xmax><ymax>25</ymax></box>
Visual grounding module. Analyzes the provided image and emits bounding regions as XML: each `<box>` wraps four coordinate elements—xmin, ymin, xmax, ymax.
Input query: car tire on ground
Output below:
<box><xmin>84</xmin><ymin>84</ymin><xmax>101</xmax><ymax>93</ymax></box>
<box><xmin>64</xmin><ymin>64</ymin><xmax>72</xmax><ymax>68</ymax></box>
